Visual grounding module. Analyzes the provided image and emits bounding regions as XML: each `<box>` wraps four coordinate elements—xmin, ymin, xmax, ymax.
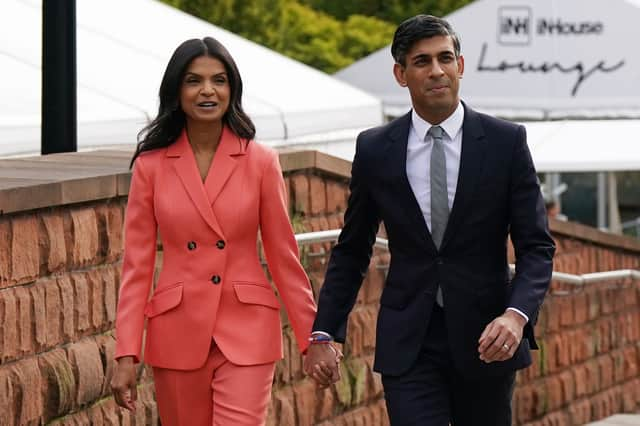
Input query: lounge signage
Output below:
<box><xmin>473</xmin><ymin>6</ymin><xmax>626</xmax><ymax>97</ymax></box>
<box><xmin>447</xmin><ymin>0</ymin><xmax>640</xmax><ymax>115</ymax></box>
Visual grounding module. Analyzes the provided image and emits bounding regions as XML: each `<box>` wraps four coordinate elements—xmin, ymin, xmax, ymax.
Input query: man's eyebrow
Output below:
<box><xmin>411</xmin><ymin>50</ymin><xmax>455</xmax><ymax>60</ymax></box>
<box><xmin>410</xmin><ymin>53</ymin><xmax>431</xmax><ymax>61</ymax></box>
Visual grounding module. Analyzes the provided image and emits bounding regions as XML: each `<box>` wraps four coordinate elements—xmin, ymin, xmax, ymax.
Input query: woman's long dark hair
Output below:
<box><xmin>130</xmin><ymin>37</ymin><xmax>255</xmax><ymax>167</ymax></box>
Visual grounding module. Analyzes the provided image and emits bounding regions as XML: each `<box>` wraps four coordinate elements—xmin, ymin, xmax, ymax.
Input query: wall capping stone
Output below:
<box><xmin>278</xmin><ymin>149</ymin><xmax>352</xmax><ymax>180</ymax></box>
<box><xmin>0</xmin><ymin>149</ymin><xmax>351</xmax><ymax>214</ymax></box>
<box><xmin>0</xmin><ymin>150</ymin><xmax>131</xmax><ymax>215</ymax></box>
<box><xmin>2</xmin><ymin>149</ymin><xmax>639</xmax><ymax>254</ymax></box>
<box><xmin>549</xmin><ymin>218</ymin><xmax>640</xmax><ymax>253</ymax></box>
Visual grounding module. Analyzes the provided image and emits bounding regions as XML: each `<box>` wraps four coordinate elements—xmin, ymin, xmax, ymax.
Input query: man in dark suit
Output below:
<box><xmin>303</xmin><ymin>14</ymin><xmax>555</xmax><ymax>425</ymax></box>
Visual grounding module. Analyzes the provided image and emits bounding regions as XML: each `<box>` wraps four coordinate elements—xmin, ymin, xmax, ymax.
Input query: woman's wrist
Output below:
<box><xmin>116</xmin><ymin>356</ymin><xmax>135</xmax><ymax>364</ymax></box>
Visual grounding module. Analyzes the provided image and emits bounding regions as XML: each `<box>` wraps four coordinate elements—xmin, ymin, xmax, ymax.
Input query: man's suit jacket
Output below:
<box><xmin>115</xmin><ymin>127</ymin><xmax>316</xmax><ymax>370</ymax></box>
<box><xmin>313</xmin><ymin>104</ymin><xmax>555</xmax><ymax>378</ymax></box>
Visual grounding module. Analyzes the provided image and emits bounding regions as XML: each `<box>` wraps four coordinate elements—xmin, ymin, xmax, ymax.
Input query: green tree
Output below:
<box><xmin>166</xmin><ymin>0</ymin><xmax>284</xmax><ymax>46</ymax></box>
<box><xmin>274</xmin><ymin>2</ymin><xmax>351</xmax><ymax>73</ymax></box>
<box><xmin>340</xmin><ymin>15</ymin><xmax>395</xmax><ymax>60</ymax></box>
<box><xmin>158</xmin><ymin>0</ymin><xmax>469</xmax><ymax>74</ymax></box>
<box><xmin>301</xmin><ymin>0</ymin><xmax>475</xmax><ymax>24</ymax></box>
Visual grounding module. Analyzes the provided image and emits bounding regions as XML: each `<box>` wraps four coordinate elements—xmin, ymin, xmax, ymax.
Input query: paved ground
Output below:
<box><xmin>585</xmin><ymin>414</ymin><xmax>640</xmax><ymax>425</ymax></box>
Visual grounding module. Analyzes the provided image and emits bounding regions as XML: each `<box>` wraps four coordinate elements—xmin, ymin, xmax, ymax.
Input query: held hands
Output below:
<box><xmin>478</xmin><ymin>310</ymin><xmax>527</xmax><ymax>363</ymax></box>
<box><xmin>110</xmin><ymin>356</ymin><xmax>138</xmax><ymax>411</ymax></box>
<box><xmin>303</xmin><ymin>343</ymin><xmax>343</xmax><ymax>388</ymax></box>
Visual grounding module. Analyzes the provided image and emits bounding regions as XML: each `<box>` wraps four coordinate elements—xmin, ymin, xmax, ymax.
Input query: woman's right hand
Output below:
<box><xmin>110</xmin><ymin>356</ymin><xmax>138</xmax><ymax>411</ymax></box>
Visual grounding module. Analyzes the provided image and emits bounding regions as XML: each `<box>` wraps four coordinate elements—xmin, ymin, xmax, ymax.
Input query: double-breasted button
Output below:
<box><xmin>211</xmin><ymin>275</ymin><xmax>221</xmax><ymax>284</ymax></box>
<box><xmin>187</xmin><ymin>241</ymin><xmax>197</xmax><ymax>250</ymax></box>
<box><xmin>216</xmin><ymin>240</ymin><xmax>226</xmax><ymax>250</ymax></box>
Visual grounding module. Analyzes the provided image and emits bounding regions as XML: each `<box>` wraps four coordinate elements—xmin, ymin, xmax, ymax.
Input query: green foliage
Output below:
<box><xmin>166</xmin><ymin>0</ymin><xmax>284</xmax><ymax>46</ymax></box>
<box><xmin>159</xmin><ymin>0</ymin><xmax>473</xmax><ymax>73</ymax></box>
<box><xmin>301</xmin><ymin>0</ymin><xmax>475</xmax><ymax>24</ymax></box>
<box><xmin>340</xmin><ymin>14</ymin><xmax>395</xmax><ymax>59</ymax></box>
<box><xmin>274</xmin><ymin>2</ymin><xmax>350</xmax><ymax>73</ymax></box>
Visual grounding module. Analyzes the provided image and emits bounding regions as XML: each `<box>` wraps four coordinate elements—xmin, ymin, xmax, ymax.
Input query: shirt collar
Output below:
<box><xmin>411</xmin><ymin>101</ymin><xmax>464</xmax><ymax>142</ymax></box>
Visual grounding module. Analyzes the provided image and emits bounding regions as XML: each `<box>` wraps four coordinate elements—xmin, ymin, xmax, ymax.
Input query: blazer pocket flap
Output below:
<box><xmin>144</xmin><ymin>284</ymin><xmax>183</xmax><ymax>318</ymax></box>
<box><xmin>380</xmin><ymin>286</ymin><xmax>407</xmax><ymax>310</ymax></box>
<box><xmin>233</xmin><ymin>283</ymin><xmax>280</xmax><ymax>309</ymax></box>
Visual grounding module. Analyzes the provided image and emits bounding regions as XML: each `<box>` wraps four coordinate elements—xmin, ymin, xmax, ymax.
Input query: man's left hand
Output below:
<box><xmin>478</xmin><ymin>310</ymin><xmax>527</xmax><ymax>363</ymax></box>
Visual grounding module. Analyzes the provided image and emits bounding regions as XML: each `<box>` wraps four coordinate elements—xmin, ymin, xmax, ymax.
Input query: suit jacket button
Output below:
<box><xmin>187</xmin><ymin>241</ymin><xmax>197</xmax><ymax>250</ymax></box>
<box><xmin>216</xmin><ymin>240</ymin><xmax>226</xmax><ymax>249</ymax></box>
<box><xmin>211</xmin><ymin>275</ymin><xmax>221</xmax><ymax>284</ymax></box>
<box><xmin>436</xmin><ymin>257</ymin><xmax>444</xmax><ymax>265</ymax></box>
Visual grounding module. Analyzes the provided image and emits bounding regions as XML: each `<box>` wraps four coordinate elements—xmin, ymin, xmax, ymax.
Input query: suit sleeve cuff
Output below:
<box><xmin>507</xmin><ymin>307</ymin><xmax>529</xmax><ymax>323</ymax></box>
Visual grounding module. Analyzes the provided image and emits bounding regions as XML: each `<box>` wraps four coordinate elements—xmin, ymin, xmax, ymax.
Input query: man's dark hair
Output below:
<box><xmin>391</xmin><ymin>14</ymin><xmax>461</xmax><ymax>67</ymax></box>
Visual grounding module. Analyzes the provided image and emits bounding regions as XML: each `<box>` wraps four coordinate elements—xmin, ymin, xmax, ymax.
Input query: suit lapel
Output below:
<box><xmin>386</xmin><ymin>112</ymin><xmax>436</xmax><ymax>250</ymax></box>
<box><xmin>441</xmin><ymin>104</ymin><xmax>486</xmax><ymax>248</ymax></box>
<box><xmin>168</xmin><ymin>128</ymin><xmax>243</xmax><ymax>239</ymax></box>
<box><xmin>203</xmin><ymin>126</ymin><xmax>246</xmax><ymax>208</ymax></box>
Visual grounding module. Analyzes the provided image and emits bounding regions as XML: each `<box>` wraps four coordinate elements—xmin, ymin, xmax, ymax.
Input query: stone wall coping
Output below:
<box><xmin>548</xmin><ymin>218</ymin><xmax>640</xmax><ymax>253</ymax></box>
<box><xmin>1</xmin><ymin>148</ymin><xmax>639</xmax><ymax>253</ymax></box>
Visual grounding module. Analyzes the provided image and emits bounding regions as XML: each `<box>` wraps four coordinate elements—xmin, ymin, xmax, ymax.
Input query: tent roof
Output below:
<box><xmin>523</xmin><ymin>120</ymin><xmax>640</xmax><ymax>172</ymax></box>
<box><xmin>336</xmin><ymin>0</ymin><xmax>640</xmax><ymax>120</ymax></box>
<box><xmin>0</xmin><ymin>0</ymin><xmax>382</xmax><ymax>156</ymax></box>
<box><xmin>270</xmin><ymin>119</ymin><xmax>640</xmax><ymax>173</ymax></box>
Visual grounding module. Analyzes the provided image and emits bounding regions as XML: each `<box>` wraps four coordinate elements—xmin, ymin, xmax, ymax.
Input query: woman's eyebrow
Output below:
<box><xmin>184</xmin><ymin>71</ymin><xmax>228</xmax><ymax>77</ymax></box>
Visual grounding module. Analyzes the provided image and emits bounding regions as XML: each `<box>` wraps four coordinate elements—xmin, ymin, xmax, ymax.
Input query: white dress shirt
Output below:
<box><xmin>407</xmin><ymin>103</ymin><xmax>463</xmax><ymax>231</ymax></box>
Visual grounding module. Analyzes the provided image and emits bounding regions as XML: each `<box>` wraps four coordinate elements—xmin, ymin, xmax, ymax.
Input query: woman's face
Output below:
<box><xmin>179</xmin><ymin>55</ymin><xmax>231</xmax><ymax>125</ymax></box>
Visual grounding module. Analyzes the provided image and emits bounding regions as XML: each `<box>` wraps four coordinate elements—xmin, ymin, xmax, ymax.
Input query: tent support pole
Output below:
<box><xmin>597</xmin><ymin>172</ymin><xmax>607</xmax><ymax>230</ymax></box>
<box><xmin>608</xmin><ymin>172</ymin><xmax>622</xmax><ymax>234</ymax></box>
<box><xmin>550</xmin><ymin>173</ymin><xmax>561</xmax><ymax>210</ymax></box>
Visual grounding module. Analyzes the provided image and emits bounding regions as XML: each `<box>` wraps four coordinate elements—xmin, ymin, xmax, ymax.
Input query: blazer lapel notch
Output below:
<box><xmin>170</xmin><ymin>131</ymin><xmax>226</xmax><ymax>239</ymax></box>
<box><xmin>204</xmin><ymin>127</ymin><xmax>246</xmax><ymax>207</ymax></box>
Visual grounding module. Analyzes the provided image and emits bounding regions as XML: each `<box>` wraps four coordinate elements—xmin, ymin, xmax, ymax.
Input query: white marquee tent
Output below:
<box><xmin>333</xmin><ymin>0</ymin><xmax>640</xmax><ymax>231</ymax></box>
<box><xmin>524</xmin><ymin>120</ymin><xmax>640</xmax><ymax>172</ymax></box>
<box><xmin>335</xmin><ymin>0</ymin><xmax>640</xmax><ymax>174</ymax></box>
<box><xmin>0</xmin><ymin>0</ymin><xmax>383</xmax><ymax>157</ymax></box>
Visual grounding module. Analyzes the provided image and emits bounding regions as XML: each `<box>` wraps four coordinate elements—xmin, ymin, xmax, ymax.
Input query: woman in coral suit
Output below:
<box><xmin>110</xmin><ymin>37</ymin><xmax>318</xmax><ymax>426</ymax></box>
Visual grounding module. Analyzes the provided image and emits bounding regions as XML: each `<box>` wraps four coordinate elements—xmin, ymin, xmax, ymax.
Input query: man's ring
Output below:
<box><xmin>503</xmin><ymin>344</ymin><xmax>510</xmax><ymax>351</ymax></box>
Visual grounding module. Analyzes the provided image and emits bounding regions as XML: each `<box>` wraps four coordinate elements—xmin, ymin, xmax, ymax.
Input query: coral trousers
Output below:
<box><xmin>153</xmin><ymin>341</ymin><xmax>276</xmax><ymax>426</ymax></box>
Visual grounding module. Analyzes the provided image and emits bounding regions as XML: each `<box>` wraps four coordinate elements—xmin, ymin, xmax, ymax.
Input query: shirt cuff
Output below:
<box><xmin>311</xmin><ymin>331</ymin><xmax>333</xmax><ymax>339</ymax></box>
<box><xmin>507</xmin><ymin>307</ymin><xmax>529</xmax><ymax>323</ymax></box>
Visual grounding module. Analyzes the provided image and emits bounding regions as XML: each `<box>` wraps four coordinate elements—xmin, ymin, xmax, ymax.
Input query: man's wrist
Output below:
<box><xmin>504</xmin><ymin>309</ymin><xmax>528</xmax><ymax>328</ymax></box>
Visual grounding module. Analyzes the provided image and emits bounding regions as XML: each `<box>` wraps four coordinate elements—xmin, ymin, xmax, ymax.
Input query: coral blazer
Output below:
<box><xmin>115</xmin><ymin>127</ymin><xmax>316</xmax><ymax>370</ymax></box>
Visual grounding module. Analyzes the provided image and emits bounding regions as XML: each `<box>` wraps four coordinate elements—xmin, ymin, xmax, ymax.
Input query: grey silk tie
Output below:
<box><xmin>428</xmin><ymin>125</ymin><xmax>448</xmax><ymax>306</ymax></box>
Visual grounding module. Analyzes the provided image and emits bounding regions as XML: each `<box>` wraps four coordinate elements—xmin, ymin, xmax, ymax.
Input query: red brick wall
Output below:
<box><xmin>283</xmin><ymin>170</ymin><xmax>640</xmax><ymax>426</ymax></box>
<box><xmin>511</xmin><ymin>229</ymin><xmax>640</xmax><ymax>425</ymax></box>
<box><xmin>0</xmin><ymin>155</ymin><xmax>639</xmax><ymax>425</ymax></box>
<box><xmin>0</xmin><ymin>201</ymin><xmax>157</xmax><ymax>425</ymax></box>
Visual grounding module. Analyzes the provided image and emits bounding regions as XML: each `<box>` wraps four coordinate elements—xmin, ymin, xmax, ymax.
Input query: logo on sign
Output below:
<box><xmin>498</xmin><ymin>6</ymin><xmax>531</xmax><ymax>46</ymax></box>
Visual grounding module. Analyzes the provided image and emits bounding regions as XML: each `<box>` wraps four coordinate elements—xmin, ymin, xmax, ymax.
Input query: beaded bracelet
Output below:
<box><xmin>308</xmin><ymin>334</ymin><xmax>333</xmax><ymax>344</ymax></box>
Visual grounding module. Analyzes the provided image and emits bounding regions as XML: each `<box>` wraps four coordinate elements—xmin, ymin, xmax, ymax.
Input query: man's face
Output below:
<box><xmin>393</xmin><ymin>35</ymin><xmax>464</xmax><ymax>123</ymax></box>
